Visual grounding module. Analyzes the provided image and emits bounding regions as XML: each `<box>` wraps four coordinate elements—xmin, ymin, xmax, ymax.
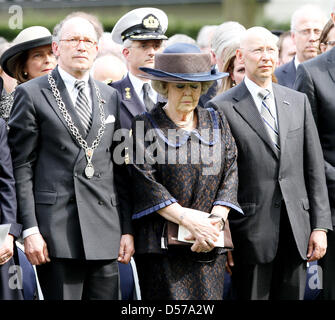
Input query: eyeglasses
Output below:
<box><xmin>325</xmin><ymin>40</ymin><xmax>335</xmax><ymax>47</ymax></box>
<box><xmin>60</xmin><ymin>38</ymin><xmax>97</xmax><ymax>49</ymax></box>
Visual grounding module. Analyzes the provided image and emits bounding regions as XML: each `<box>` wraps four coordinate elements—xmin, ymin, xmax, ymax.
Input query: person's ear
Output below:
<box><xmin>122</xmin><ymin>47</ymin><xmax>130</xmax><ymax>59</ymax></box>
<box><xmin>236</xmin><ymin>49</ymin><xmax>244</xmax><ymax>64</ymax></box>
<box><xmin>52</xmin><ymin>41</ymin><xmax>60</xmax><ymax>58</ymax></box>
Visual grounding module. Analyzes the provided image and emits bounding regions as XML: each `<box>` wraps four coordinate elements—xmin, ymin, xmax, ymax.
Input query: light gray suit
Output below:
<box><xmin>206</xmin><ymin>81</ymin><xmax>332</xmax><ymax>299</ymax></box>
<box><xmin>8</xmin><ymin>67</ymin><xmax>132</xmax><ymax>299</ymax></box>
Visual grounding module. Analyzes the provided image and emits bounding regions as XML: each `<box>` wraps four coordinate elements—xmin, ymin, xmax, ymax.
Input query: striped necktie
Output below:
<box><xmin>142</xmin><ymin>83</ymin><xmax>155</xmax><ymax>111</ymax></box>
<box><xmin>258</xmin><ymin>89</ymin><xmax>280</xmax><ymax>154</ymax></box>
<box><xmin>74</xmin><ymin>80</ymin><xmax>92</xmax><ymax>134</ymax></box>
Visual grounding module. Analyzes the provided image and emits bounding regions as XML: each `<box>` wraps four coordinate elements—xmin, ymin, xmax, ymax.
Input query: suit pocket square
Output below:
<box><xmin>105</xmin><ymin>115</ymin><xmax>115</xmax><ymax>124</ymax></box>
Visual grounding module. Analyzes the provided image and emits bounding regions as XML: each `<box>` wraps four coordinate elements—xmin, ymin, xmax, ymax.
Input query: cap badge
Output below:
<box><xmin>143</xmin><ymin>15</ymin><xmax>159</xmax><ymax>30</ymax></box>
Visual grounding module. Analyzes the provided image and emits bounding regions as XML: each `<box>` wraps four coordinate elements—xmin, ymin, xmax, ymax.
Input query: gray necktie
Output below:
<box><xmin>142</xmin><ymin>83</ymin><xmax>155</xmax><ymax>111</ymax></box>
<box><xmin>258</xmin><ymin>89</ymin><xmax>280</xmax><ymax>154</ymax></box>
<box><xmin>74</xmin><ymin>80</ymin><xmax>92</xmax><ymax>134</ymax></box>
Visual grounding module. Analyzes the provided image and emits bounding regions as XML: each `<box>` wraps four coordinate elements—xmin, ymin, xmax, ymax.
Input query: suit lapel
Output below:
<box><xmin>121</xmin><ymin>75</ymin><xmax>146</xmax><ymax>116</ymax></box>
<box><xmin>232</xmin><ymin>81</ymin><xmax>279</xmax><ymax>158</ymax></box>
<box><xmin>274</xmin><ymin>84</ymin><xmax>290</xmax><ymax>156</ymax></box>
<box><xmin>41</xmin><ymin>67</ymin><xmax>87</xmax><ymax>140</ymax></box>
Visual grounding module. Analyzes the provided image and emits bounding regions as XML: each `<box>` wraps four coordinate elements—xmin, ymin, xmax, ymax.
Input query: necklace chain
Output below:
<box><xmin>47</xmin><ymin>73</ymin><xmax>106</xmax><ymax>153</ymax></box>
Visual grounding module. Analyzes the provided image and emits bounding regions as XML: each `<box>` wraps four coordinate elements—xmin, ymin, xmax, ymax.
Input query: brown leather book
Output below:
<box><xmin>167</xmin><ymin>219</ymin><xmax>234</xmax><ymax>250</ymax></box>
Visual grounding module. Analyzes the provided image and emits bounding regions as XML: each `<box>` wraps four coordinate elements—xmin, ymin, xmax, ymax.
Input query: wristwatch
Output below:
<box><xmin>208</xmin><ymin>213</ymin><xmax>225</xmax><ymax>231</ymax></box>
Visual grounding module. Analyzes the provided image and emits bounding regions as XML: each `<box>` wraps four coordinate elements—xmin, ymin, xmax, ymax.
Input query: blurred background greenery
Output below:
<box><xmin>0</xmin><ymin>0</ymin><xmax>296</xmax><ymax>40</ymax></box>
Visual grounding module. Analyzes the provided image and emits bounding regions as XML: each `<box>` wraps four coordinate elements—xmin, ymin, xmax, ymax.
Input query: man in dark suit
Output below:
<box><xmin>8</xmin><ymin>16</ymin><xmax>133</xmax><ymax>300</ymax></box>
<box><xmin>109</xmin><ymin>7</ymin><xmax>168</xmax><ymax>129</ymax></box>
<box><xmin>275</xmin><ymin>4</ymin><xmax>326</xmax><ymax>88</ymax></box>
<box><xmin>294</xmin><ymin>10</ymin><xmax>335</xmax><ymax>300</ymax></box>
<box><xmin>0</xmin><ymin>118</ymin><xmax>23</xmax><ymax>300</ymax></box>
<box><xmin>206</xmin><ymin>27</ymin><xmax>332</xmax><ymax>300</ymax></box>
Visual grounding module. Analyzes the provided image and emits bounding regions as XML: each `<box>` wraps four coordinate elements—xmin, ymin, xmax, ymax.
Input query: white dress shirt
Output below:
<box><xmin>244</xmin><ymin>76</ymin><xmax>278</xmax><ymax>127</ymax></box>
<box><xmin>128</xmin><ymin>71</ymin><xmax>157</xmax><ymax>105</ymax></box>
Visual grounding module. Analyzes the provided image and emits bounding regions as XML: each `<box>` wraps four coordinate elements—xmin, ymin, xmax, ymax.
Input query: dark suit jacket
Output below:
<box><xmin>110</xmin><ymin>75</ymin><xmax>147</xmax><ymax>130</ymax></box>
<box><xmin>0</xmin><ymin>119</ymin><xmax>21</xmax><ymax>237</ymax></box>
<box><xmin>295</xmin><ymin>48</ymin><xmax>335</xmax><ymax>225</ymax></box>
<box><xmin>8</xmin><ymin>67</ymin><xmax>132</xmax><ymax>260</ymax></box>
<box><xmin>198</xmin><ymin>80</ymin><xmax>218</xmax><ymax>108</ymax></box>
<box><xmin>206</xmin><ymin>81</ymin><xmax>332</xmax><ymax>264</ymax></box>
<box><xmin>275</xmin><ymin>58</ymin><xmax>296</xmax><ymax>89</ymax></box>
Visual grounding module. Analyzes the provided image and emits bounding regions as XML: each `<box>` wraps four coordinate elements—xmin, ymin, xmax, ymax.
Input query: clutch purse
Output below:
<box><xmin>166</xmin><ymin>219</ymin><xmax>234</xmax><ymax>250</ymax></box>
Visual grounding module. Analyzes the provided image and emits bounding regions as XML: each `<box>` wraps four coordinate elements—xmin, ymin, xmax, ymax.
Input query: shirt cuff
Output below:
<box><xmin>22</xmin><ymin>226</ymin><xmax>40</xmax><ymax>239</ymax></box>
<box><xmin>313</xmin><ymin>228</ymin><xmax>328</xmax><ymax>233</ymax></box>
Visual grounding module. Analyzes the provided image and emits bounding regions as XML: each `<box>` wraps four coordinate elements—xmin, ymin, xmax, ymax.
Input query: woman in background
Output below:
<box><xmin>0</xmin><ymin>26</ymin><xmax>56</xmax><ymax>123</ymax></box>
<box><xmin>211</xmin><ymin>21</ymin><xmax>246</xmax><ymax>94</ymax></box>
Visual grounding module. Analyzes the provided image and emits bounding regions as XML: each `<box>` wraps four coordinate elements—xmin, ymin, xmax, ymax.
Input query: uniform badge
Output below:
<box><xmin>143</xmin><ymin>14</ymin><xmax>160</xmax><ymax>30</ymax></box>
<box><xmin>125</xmin><ymin>87</ymin><xmax>131</xmax><ymax>99</ymax></box>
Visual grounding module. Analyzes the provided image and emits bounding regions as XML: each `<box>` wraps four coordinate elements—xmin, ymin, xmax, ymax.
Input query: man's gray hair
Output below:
<box><xmin>290</xmin><ymin>4</ymin><xmax>326</xmax><ymax>32</ymax></box>
<box><xmin>53</xmin><ymin>13</ymin><xmax>101</xmax><ymax>43</ymax></box>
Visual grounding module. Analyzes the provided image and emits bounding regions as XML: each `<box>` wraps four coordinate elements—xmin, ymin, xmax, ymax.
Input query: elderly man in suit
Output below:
<box><xmin>294</xmin><ymin>8</ymin><xmax>335</xmax><ymax>301</ymax></box>
<box><xmin>206</xmin><ymin>27</ymin><xmax>332</xmax><ymax>300</ymax></box>
<box><xmin>110</xmin><ymin>7</ymin><xmax>168</xmax><ymax>130</ymax></box>
<box><xmin>8</xmin><ymin>16</ymin><xmax>133</xmax><ymax>300</ymax></box>
<box><xmin>275</xmin><ymin>5</ymin><xmax>326</xmax><ymax>88</ymax></box>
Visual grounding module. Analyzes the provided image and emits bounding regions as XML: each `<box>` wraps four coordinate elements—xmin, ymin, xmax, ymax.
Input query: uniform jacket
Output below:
<box><xmin>275</xmin><ymin>58</ymin><xmax>296</xmax><ymax>89</ymax></box>
<box><xmin>110</xmin><ymin>74</ymin><xmax>147</xmax><ymax>130</ymax></box>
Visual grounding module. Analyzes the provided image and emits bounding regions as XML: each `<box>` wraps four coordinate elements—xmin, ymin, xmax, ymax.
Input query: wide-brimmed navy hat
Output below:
<box><xmin>138</xmin><ymin>42</ymin><xmax>228</xmax><ymax>82</ymax></box>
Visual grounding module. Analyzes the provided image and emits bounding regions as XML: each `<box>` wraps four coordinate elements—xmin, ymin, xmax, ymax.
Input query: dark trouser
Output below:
<box><xmin>0</xmin><ymin>245</ymin><xmax>24</xmax><ymax>300</ymax></box>
<box><xmin>37</xmin><ymin>258</ymin><xmax>120</xmax><ymax>300</ymax></box>
<box><xmin>231</xmin><ymin>206</ymin><xmax>307</xmax><ymax>300</ymax></box>
<box><xmin>318</xmin><ymin>229</ymin><xmax>335</xmax><ymax>300</ymax></box>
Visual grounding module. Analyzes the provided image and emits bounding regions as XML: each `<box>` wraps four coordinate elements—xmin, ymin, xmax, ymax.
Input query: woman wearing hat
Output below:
<box><xmin>128</xmin><ymin>43</ymin><xmax>243</xmax><ymax>300</ymax></box>
<box><xmin>0</xmin><ymin>26</ymin><xmax>56</xmax><ymax>123</ymax></box>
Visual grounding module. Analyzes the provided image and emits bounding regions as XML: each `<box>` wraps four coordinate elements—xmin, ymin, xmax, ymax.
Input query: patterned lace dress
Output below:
<box><xmin>128</xmin><ymin>103</ymin><xmax>242</xmax><ymax>300</ymax></box>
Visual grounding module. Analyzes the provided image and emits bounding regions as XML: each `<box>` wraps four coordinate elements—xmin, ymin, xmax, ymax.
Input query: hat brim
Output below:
<box><xmin>138</xmin><ymin>67</ymin><xmax>228</xmax><ymax>82</ymax></box>
<box><xmin>0</xmin><ymin>36</ymin><xmax>52</xmax><ymax>77</ymax></box>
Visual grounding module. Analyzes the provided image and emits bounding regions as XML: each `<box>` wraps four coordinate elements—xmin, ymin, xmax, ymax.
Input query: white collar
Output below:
<box><xmin>244</xmin><ymin>76</ymin><xmax>273</xmax><ymax>97</ymax></box>
<box><xmin>128</xmin><ymin>71</ymin><xmax>156</xmax><ymax>101</ymax></box>
<box><xmin>294</xmin><ymin>55</ymin><xmax>300</xmax><ymax>70</ymax></box>
<box><xmin>244</xmin><ymin>76</ymin><xmax>275</xmax><ymax>114</ymax></box>
<box><xmin>58</xmin><ymin>66</ymin><xmax>90</xmax><ymax>92</ymax></box>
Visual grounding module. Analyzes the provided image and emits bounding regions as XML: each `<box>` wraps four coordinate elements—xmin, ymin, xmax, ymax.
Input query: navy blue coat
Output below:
<box><xmin>275</xmin><ymin>58</ymin><xmax>297</xmax><ymax>89</ymax></box>
<box><xmin>0</xmin><ymin>118</ymin><xmax>23</xmax><ymax>299</ymax></box>
<box><xmin>110</xmin><ymin>75</ymin><xmax>147</xmax><ymax>130</ymax></box>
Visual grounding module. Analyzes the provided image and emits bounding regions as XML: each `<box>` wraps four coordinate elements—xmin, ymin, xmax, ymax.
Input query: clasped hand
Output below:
<box><xmin>0</xmin><ymin>234</ymin><xmax>14</xmax><ymax>265</ymax></box>
<box><xmin>182</xmin><ymin>209</ymin><xmax>222</xmax><ymax>253</ymax></box>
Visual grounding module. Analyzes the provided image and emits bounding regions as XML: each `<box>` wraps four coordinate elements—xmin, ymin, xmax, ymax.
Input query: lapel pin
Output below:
<box><xmin>283</xmin><ymin>101</ymin><xmax>290</xmax><ymax>105</ymax></box>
